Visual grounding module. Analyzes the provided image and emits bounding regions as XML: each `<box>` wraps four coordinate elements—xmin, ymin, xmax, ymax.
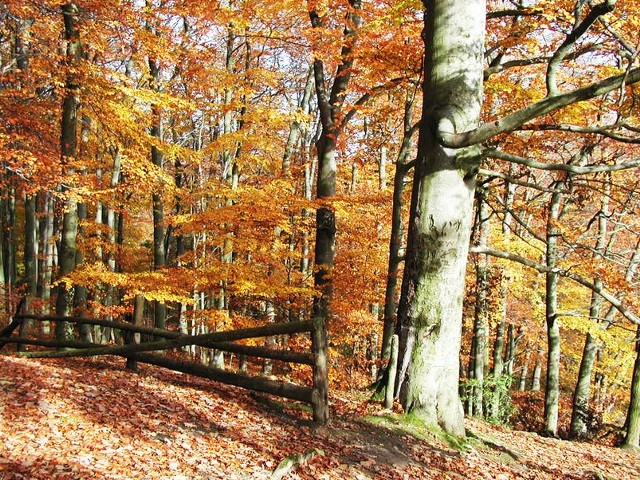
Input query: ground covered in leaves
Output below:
<box><xmin>0</xmin><ymin>356</ymin><xmax>638</xmax><ymax>479</ymax></box>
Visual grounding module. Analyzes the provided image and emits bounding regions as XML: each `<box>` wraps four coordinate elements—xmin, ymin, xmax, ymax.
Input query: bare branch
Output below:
<box><xmin>486</xmin><ymin>8</ymin><xmax>541</xmax><ymax>20</ymax></box>
<box><xmin>479</xmin><ymin>168</ymin><xmax>569</xmax><ymax>193</ymax></box>
<box><xmin>471</xmin><ymin>245</ymin><xmax>640</xmax><ymax>325</ymax></box>
<box><xmin>340</xmin><ymin>76</ymin><xmax>407</xmax><ymax>131</ymax></box>
<box><xmin>519</xmin><ymin>123</ymin><xmax>640</xmax><ymax>143</ymax></box>
<box><xmin>484</xmin><ymin>44</ymin><xmax>600</xmax><ymax>80</ymax></box>
<box><xmin>439</xmin><ymin>66</ymin><xmax>640</xmax><ymax>148</ymax></box>
<box><xmin>546</xmin><ymin>0</ymin><xmax>617</xmax><ymax>96</ymax></box>
<box><xmin>483</xmin><ymin>186</ymin><xmax>548</xmax><ymax>243</ymax></box>
<box><xmin>486</xmin><ymin>149</ymin><xmax>640</xmax><ymax>174</ymax></box>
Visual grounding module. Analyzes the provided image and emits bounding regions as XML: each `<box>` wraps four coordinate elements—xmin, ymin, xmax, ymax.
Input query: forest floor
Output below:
<box><xmin>0</xmin><ymin>355</ymin><xmax>638</xmax><ymax>480</ymax></box>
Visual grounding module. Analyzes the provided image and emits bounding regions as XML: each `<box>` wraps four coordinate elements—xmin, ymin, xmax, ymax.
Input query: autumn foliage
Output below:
<box><xmin>1</xmin><ymin>0</ymin><xmax>640</xmax><ymax>471</ymax></box>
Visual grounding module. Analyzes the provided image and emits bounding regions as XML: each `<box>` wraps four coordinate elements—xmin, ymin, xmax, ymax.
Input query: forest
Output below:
<box><xmin>1</xmin><ymin>0</ymin><xmax>640</xmax><ymax>477</ymax></box>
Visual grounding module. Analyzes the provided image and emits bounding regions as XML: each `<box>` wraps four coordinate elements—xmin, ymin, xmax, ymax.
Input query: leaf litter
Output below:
<box><xmin>0</xmin><ymin>355</ymin><xmax>638</xmax><ymax>479</ymax></box>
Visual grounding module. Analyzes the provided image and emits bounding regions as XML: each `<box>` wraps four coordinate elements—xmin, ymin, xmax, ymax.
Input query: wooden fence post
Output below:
<box><xmin>311</xmin><ymin>317</ymin><xmax>329</xmax><ymax>425</ymax></box>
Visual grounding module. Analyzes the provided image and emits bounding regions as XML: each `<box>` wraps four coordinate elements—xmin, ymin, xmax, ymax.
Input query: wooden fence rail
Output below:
<box><xmin>1</xmin><ymin>314</ymin><xmax>329</xmax><ymax>424</ymax></box>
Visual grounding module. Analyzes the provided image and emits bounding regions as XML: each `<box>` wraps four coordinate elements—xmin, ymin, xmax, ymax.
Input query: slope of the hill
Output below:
<box><xmin>0</xmin><ymin>355</ymin><xmax>638</xmax><ymax>479</ymax></box>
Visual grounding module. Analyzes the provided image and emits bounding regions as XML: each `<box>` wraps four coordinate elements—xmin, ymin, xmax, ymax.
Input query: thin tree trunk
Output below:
<box><xmin>37</xmin><ymin>192</ymin><xmax>54</xmax><ymax>320</ymax></box>
<box><xmin>2</xmin><ymin>178</ymin><xmax>16</xmax><ymax>315</ymax></box>
<box><xmin>19</xmin><ymin>193</ymin><xmax>37</xmax><ymax>349</ymax></box>
<box><xmin>570</xmin><ymin>186</ymin><xmax>609</xmax><ymax>439</ymax></box>
<box><xmin>282</xmin><ymin>66</ymin><xmax>314</xmax><ymax>174</ymax></box>
<box><xmin>532</xmin><ymin>350</ymin><xmax>543</xmax><ymax>392</ymax></box>
<box><xmin>0</xmin><ymin>197</ymin><xmax>5</xmax><ymax>319</ymax></box>
<box><xmin>149</xmin><ymin>57</ymin><xmax>166</xmax><ymax>331</ymax></box>
<box><xmin>126</xmin><ymin>294</ymin><xmax>145</xmax><ymax>371</ymax></box>
<box><xmin>519</xmin><ymin>350</ymin><xmax>530</xmax><ymax>391</ymax></box>
<box><xmin>490</xmin><ymin>307</ymin><xmax>507</xmax><ymax>417</ymax></box>
<box><xmin>55</xmin><ymin>2</ymin><xmax>83</xmax><ymax>340</ymax></box>
<box><xmin>309</xmin><ymin>0</ymin><xmax>362</xmax><ymax>323</ymax></box>
<box><xmin>380</xmin><ymin>97</ymin><xmax>416</xmax><ymax>361</ymax></box>
<box><xmin>544</xmin><ymin>181</ymin><xmax>563</xmax><ymax>436</ymax></box>
<box><xmin>471</xmin><ymin>193</ymin><xmax>490</xmax><ymax>417</ymax></box>
<box><xmin>74</xmin><ymin>201</ymin><xmax>90</xmax><ymax>341</ymax></box>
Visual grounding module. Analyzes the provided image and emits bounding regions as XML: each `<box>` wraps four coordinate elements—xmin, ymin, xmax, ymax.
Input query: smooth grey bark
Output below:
<box><xmin>394</xmin><ymin>0</ymin><xmax>485</xmax><ymax>437</ymax></box>
<box><xmin>519</xmin><ymin>350</ymin><xmax>530</xmax><ymax>391</ymax></box>
<box><xmin>505</xmin><ymin>323</ymin><xmax>520</xmax><ymax>377</ymax></box>
<box><xmin>55</xmin><ymin>2</ymin><xmax>82</xmax><ymax>340</ymax></box>
<box><xmin>471</xmin><ymin>193</ymin><xmax>490</xmax><ymax>417</ymax></box>
<box><xmin>282</xmin><ymin>66</ymin><xmax>314</xmax><ymax>174</ymax></box>
<box><xmin>36</xmin><ymin>192</ymin><xmax>54</xmax><ymax>317</ymax></box>
<box><xmin>570</xmin><ymin>187</ymin><xmax>609</xmax><ymax>439</ymax></box>
<box><xmin>384</xmin><ymin>334</ymin><xmax>399</xmax><ymax>409</ymax></box>
<box><xmin>24</xmin><ymin>195</ymin><xmax>37</xmax><ymax>297</ymax></box>
<box><xmin>544</xmin><ymin>181</ymin><xmax>563</xmax><ymax>437</ymax></box>
<box><xmin>623</xmin><ymin>325</ymin><xmax>640</xmax><ymax>448</ymax></box>
<box><xmin>490</xmin><ymin>307</ymin><xmax>507</xmax><ymax>417</ymax></box>
<box><xmin>380</xmin><ymin>98</ymin><xmax>418</xmax><ymax>361</ymax></box>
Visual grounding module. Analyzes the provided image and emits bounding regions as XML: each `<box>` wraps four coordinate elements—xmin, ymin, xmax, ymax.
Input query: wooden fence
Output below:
<box><xmin>0</xmin><ymin>313</ymin><xmax>329</xmax><ymax>425</ymax></box>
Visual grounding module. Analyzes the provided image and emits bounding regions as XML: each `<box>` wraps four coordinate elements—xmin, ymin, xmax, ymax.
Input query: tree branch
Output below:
<box><xmin>439</xmin><ymin>65</ymin><xmax>640</xmax><ymax>148</ymax></box>
<box><xmin>546</xmin><ymin>0</ymin><xmax>616</xmax><ymax>96</ymax></box>
<box><xmin>471</xmin><ymin>245</ymin><xmax>640</xmax><ymax>325</ymax></box>
<box><xmin>519</xmin><ymin>123</ymin><xmax>640</xmax><ymax>143</ymax></box>
<box><xmin>486</xmin><ymin>149</ymin><xmax>640</xmax><ymax>174</ymax></box>
<box><xmin>339</xmin><ymin>77</ymin><xmax>407</xmax><ymax>131</ymax></box>
<box><xmin>484</xmin><ymin>44</ymin><xmax>599</xmax><ymax>80</ymax></box>
<box><xmin>479</xmin><ymin>168</ymin><xmax>569</xmax><ymax>193</ymax></box>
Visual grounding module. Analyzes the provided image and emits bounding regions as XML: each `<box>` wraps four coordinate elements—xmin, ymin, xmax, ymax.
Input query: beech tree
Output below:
<box><xmin>55</xmin><ymin>2</ymin><xmax>83</xmax><ymax>340</ymax></box>
<box><xmin>395</xmin><ymin>0</ymin><xmax>640</xmax><ymax>435</ymax></box>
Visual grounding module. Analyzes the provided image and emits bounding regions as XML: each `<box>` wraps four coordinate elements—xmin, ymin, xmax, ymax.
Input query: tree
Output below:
<box><xmin>55</xmin><ymin>2</ymin><xmax>83</xmax><ymax>340</ymax></box>
<box><xmin>308</xmin><ymin>0</ymin><xmax>362</xmax><ymax>320</ymax></box>
<box><xmin>395</xmin><ymin>0</ymin><xmax>640</xmax><ymax>435</ymax></box>
<box><xmin>623</xmin><ymin>324</ymin><xmax>640</xmax><ymax>448</ymax></box>
<box><xmin>394</xmin><ymin>0</ymin><xmax>485</xmax><ymax>436</ymax></box>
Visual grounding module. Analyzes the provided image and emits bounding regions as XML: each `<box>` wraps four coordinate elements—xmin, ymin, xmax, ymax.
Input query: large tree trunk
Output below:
<box><xmin>395</xmin><ymin>0</ymin><xmax>485</xmax><ymax>437</ymax></box>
